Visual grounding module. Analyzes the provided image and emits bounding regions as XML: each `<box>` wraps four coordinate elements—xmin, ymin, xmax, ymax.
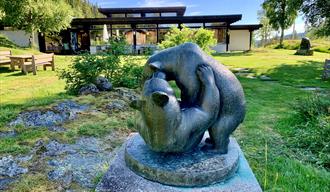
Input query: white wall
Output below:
<box><xmin>0</xmin><ymin>30</ymin><xmax>39</xmax><ymax>48</ymax></box>
<box><xmin>228</xmin><ymin>30</ymin><xmax>250</xmax><ymax>51</ymax></box>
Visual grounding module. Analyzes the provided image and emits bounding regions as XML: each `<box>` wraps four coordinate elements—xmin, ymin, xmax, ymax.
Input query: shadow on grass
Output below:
<box><xmin>0</xmin><ymin>92</ymin><xmax>71</xmax><ymax>127</ymax></box>
<box><xmin>0</xmin><ymin>66</ymin><xmax>12</xmax><ymax>73</ymax></box>
<box><xmin>0</xmin><ymin>67</ymin><xmax>25</xmax><ymax>76</ymax></box>
<box><xmin>265</xmin><ymin>60</ymin><xmax>330</xmax><ymax>87</ymax></box>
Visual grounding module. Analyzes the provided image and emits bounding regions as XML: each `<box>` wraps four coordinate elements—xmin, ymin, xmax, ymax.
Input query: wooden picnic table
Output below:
<box><xmin>8</xmin><ymin>55</ymin><xmax>32</xmax><ymax>72</ymax></box>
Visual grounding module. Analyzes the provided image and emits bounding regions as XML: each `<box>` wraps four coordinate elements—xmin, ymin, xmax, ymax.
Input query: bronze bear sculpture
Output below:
<box><xmin>138</xmin><ymin>43</ymin><xmax>246</xmax><ymax>154</ymax></box>
<box><xmin>132</xmin><ymin>65</ymin><xmax>219</xmax><ymax>152</ymax></box>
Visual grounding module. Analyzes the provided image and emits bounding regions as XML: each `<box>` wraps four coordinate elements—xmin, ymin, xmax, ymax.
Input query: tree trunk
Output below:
<box><xmin>29</xmin><ymin>30</ymin><xmax>37</xmax><ymax>49</ymax></box>
<box><xmin>280</xmin><ymin>27</ymin><xmax>284</xmax><ymax>47</ymax></box>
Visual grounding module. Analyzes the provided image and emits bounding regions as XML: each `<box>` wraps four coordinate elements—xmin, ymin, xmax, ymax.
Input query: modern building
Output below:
<box><xmin>1</xmin><ymin>6</ymin><xmax>262</xmax><ymax>54</ymax></box>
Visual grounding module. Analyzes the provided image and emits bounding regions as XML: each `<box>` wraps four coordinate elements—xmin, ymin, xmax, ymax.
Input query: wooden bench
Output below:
<box><xmin>0</xmin><ymin>50</ymin><xmax>12</xmax><ymax>66</ymax></box>
<box><xmin>23</xmin><ymin>53</ymin><xmax>55</xmax><ymax>75</ymax></box>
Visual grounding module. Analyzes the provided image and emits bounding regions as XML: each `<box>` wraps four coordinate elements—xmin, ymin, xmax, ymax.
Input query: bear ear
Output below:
<box><xmin>130</xmin><ymin>99</ymin><xmax>145</xmax><ymax>111</ymax></box>
<box><xmin>149</xmin><ymin>61</ymin><xmax>162</xmax><ymax>70</ymax></box>
<box><xmin>152</xmin><ymin>91</ymin><xmax>169</xmax><ymax>107</ymax></box>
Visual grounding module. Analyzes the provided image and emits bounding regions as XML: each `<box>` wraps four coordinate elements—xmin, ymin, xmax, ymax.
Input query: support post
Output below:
<box><xmin>249</xmin><ymin>30</ymin><xmax>253</xmax><ymax>51</ymax></box>
<box><xmin>226</xmin><ymin>24</ymin><xmax>229</xmax><ymax>52</ymax></box>
<box><xmin>132</xmin><ymin>24</ymin><xmax>137</xmax><ymax>54</ymax></box>
<box><xmin>156</xmin><ymin>24</ymin><xmax>159</xmax><ymax>43</ymax></box>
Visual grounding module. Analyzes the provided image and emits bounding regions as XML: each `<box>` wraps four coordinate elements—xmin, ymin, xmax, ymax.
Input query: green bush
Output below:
<box><xmin>58</xmin><ymin>53</ymin><xmax>117</xmax><ymax>94</ymax></box>
<box><xmin>111</xmin><ymin>56</ymin><xmax>144</xmax><ymax>88</ymax></box>
<box><xmin>159</xmin><ymin>25</ymin><xmax>217</xmax><ymax>54</ymax></box>
<box><xmin>288</xmin><ymin>94</ymin><xmax>330</xmax><ymax>169</ymax></box>
<box><xmin>58</xmin><ymin>36</ymin><xmax>144</xmax><ymax>93</ymax></box>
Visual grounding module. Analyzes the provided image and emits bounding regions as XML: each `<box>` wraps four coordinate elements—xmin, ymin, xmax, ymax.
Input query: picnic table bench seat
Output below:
<box><xmin>22</xmin><ymin>53</ymin><xmax>55</xmax><ymax>75</ymax></box>
<box><xmin>0</xmin><ymin>50</ymin><xmax>12</xmax><ymax>65</ymax></box>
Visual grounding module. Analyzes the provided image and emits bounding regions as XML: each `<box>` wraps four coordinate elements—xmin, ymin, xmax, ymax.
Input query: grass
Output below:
<box><xmin>0</xmin><ymin>46</ymin><xmax>330</xmax><ymax>191</ymax></box>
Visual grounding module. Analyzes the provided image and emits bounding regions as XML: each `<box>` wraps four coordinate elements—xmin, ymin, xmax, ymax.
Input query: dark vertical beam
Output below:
<box><xmin>178</xmin><ymin>23</ymin><xmax>182</xmax><ymax>30</ymax></box>
<box><xmin>156</xmin><ymin>24</ymin><xmax>159</xmax><ymax>43</ymax></box>
<box><xmin>84</xmin><ymin>25</ymin><xmax>91</xmax><ymax>52</ymax></box>
<box><xmin>38</xmin><ymin>32</ymin><xmax>46</xmax><ymax>53</ymax></box>
<box><xmin>226</xmin><ymin>23</ymin><xmax>229</xmax><ymax>52</ymax></box>
<box><xmin>110</xmin><ymin>25</ymin><xmax>112</xmax><ymax>37</ymax></box>
<box><xmin>132</xmin><ymin>24</ymin><xmax>137</xmax><ymax>54</ymax></box>
<box><xmin>249</xmin><ymin>30</ymin><xmax>253</xmax><ymax>50</ymax></box>
<box><xmin>203</xmin><ymin>22</ymin><xmax>206</xmax><ymax>28</ymax></box>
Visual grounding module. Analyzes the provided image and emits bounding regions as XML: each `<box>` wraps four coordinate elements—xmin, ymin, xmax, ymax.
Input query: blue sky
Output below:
<box><xmin>90</xmin><ymin>0</ymin><xmax>305</xmax><ymax>34</ymax></box>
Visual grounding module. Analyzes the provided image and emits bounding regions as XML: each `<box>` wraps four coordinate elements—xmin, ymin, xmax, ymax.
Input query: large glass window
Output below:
<box><xmin>111</xmin><ymin>14</ymin><xmax>125</xmax><ymax>18</ymax></box>
<box><xmin>158</xmin><ymin>29</ymin><xmax>170</xmax><ymax>42</ymax></box>
<box><xmin>213</xmin><ymin>29</ymin><xmax>226</xmax><ymax>43</ymax></box>
<box><xmin>136</xmin><ymin>24</ymin><xmax>157</xmax><ymax>29</ymax></box>
<box><xmin>158</xmin><ymin>24</ymin><xmax>178</xmax><ymax>28</ymax></box>
<box><xmin>90</xmin><ymin>30</ymin><xmax>104</xmax><ymax>46</ymax></box>
<box><xmin>205</xmin><ymin>22</ymin><xmax>226</xmax><ymax>27</ymax></box>
<box><xmin>145</xmin><ymin>29</ymin><xmax>157</xmax><ymax>44</ymax></box>
<box><xmin>112</xmin><ymin>24</ymin><xmax>131</xmax><ymax>29</ymax></box>
<box><xmin>161</xmin><ymin>12</ymin><xmax>177</xmax><ymax>17</ymax></box>
<box><xmin>127</xmin><ymin>13</ymin><xmax>141</xmax><ymax>18</ymax></box>
<box><xmin>183</xmin><ymin>23</ymin><xmax>203</xmax><ymax>28</ymax></box>
<box><xmin>145</xmin><ymin>13</ymin><xmax>160</xmax><ymax>17</ymax></box>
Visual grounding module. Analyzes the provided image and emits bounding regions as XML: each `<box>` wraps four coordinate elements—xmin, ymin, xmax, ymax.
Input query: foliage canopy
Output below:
<box><xmin>159</xmin><ymin>25</ymin><xmax>217</xmax><ymax>54</ymax></box>
<box><xmin>262</xmin><ymin>0</ymin><xmax>301</xmax><ymax>46</ymax></box>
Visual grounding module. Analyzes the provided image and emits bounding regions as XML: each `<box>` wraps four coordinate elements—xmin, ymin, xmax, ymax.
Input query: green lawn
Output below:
<box><xmin>0</xmin><ymin>47</ymin><xmax>329</xmax><ymax>191</ymax></box>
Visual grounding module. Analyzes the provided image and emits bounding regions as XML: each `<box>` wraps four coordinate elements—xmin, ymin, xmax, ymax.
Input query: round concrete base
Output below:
<box><xmin>124</xmin><ymin>134</ymin><xmax>239</xmax><ymax>187</ymax></box>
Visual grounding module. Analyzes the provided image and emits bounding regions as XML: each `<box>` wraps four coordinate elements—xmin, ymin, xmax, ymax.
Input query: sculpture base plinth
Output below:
<box><xmin>96</xmin><ymin>133</ymin><xmax>262</xmax><ymax>192</ymax></box>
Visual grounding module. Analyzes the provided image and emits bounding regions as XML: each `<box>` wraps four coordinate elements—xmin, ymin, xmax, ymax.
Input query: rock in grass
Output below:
<box><xmin>95</xmin><ymin>77</ymin><xmax>112</xmax><ymax>91</ymax></box>
<box><xmin>106</xmin><ymin>100</ymin><xmax>127</xmax><ymax>112</ymax></box>
<box><xmin>48</xmin><ymin>168</ymin><xmax>73</xmax><ymax>188</ymax></box>
<box><xmin>259</xmin><ymin>75</ymin><xmax>273</xmax><ymax>81</ymax></box>
<box><xmin>0</xmin><ymin>156</ymin><xmax>28</xmax><ymax>177</ymax></box>
<box><xmin>48</xmin><ymin>126</ymin><xmax>66</xmax><ymax>132</ymax></box>
<box><xmin>9</xmin><ymin>101</ymin><xmax>88</xmax><ymax>128</ymax></box>
<box><xmin>0</xmin><ymin>178</ymin><xmax>16</xmax><ymax>190</ymax></box>
<box><xmin>78</xmin><ymin>84</ymin><xmax>100</xmax><ymax>95</ymax></box>
<box><xmin>0</xmin><ymin>130</ymin><xmax>17</xmax><ymax>138</ymax></box>
<box><xmin>46</xmin><ymin>138</ymin><xmax>113</xmax><ymax>188</ymax></box>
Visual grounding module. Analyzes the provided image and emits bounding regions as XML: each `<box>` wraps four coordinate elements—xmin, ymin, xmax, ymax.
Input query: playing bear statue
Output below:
<box><xmin>131</xmin><ymin>43</ymin><xmax>246</xmax><ymax>154</ymax></box>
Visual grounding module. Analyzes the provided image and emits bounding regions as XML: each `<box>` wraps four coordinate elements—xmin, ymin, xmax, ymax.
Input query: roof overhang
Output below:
<box><xmin>99</xmin><ymin>6</ymin><xmax>187</xmax><ymax>17</ymax></box>
<box><xmin>71</xmin><ymin>15</ymin><xmax>242</xmax><ymax>26</ymax></box>
<box><xmin>229</xmin><ymin>24</ymin><xmax>263</xmax><ymax>31</ymax></box>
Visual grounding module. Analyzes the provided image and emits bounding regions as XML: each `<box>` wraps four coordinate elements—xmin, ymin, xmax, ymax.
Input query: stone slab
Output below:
<box><xmin>96</xmin><ymin>134</ymin><xmax>262</xmax><ymax>192</ymax></box>
<box><xmin>125</xmin><ymin>134</ymin><xmax>239</xmax><ymax>187</ymax></box>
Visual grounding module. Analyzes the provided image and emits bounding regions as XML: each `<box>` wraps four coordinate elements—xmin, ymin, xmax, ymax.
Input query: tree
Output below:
<box><xmin>262</xmin><ymin>0</ymin><xmax>302</xmax><ymax>47</ymax></box>
<box><xmin>257</xmin><ymin>10</ymin><xmax>273</xmax><ymax>46</ymax></box>
<box><xmin>159</xmin><ymin>25</ymin><xmax>217</xmax><ymax>54</ymax></box>
<box><xmin>301</xmin><ymin>0</ymin><xmax>330</xmax><ymax>37</ymax></box>
<box><xmin>0</xmin><ymin>0</ymin><xmax>73</xmax><ymax>48</ymax></box>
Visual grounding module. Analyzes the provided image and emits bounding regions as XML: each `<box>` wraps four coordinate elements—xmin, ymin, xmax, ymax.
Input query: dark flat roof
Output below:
<box><xmin>230</xmin><ymin>24</ymin><xmax>262</xmax><ymax>31</ymax></box>
<box><xmin>99</xmin><ymin>6</ymin><xmax>186</xmax><ymax>16</ymax></box>
<box><xmin>72</xmin><ymin>15</ymin><xmax>242</xmax><ymax>26</ymax></box>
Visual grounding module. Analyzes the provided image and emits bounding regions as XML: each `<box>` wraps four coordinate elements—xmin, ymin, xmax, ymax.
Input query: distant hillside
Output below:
<box><xmin>283</xmin><ymin>32</ymin><xmax>306</xmax><ymax>40</ymax></box>
<box><xmin>65</xmin><ymin>0</ymin><xmax>101</xmax><ymax>18</ymax></box>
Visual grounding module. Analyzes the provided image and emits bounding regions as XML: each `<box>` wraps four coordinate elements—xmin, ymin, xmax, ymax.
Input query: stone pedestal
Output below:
<box><xmin>96</xmin><ymin>133</ymin><xmax>262</xmax><ymax>192</ymax></box>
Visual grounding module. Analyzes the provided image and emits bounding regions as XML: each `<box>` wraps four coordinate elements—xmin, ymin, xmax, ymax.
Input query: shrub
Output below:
<box><xmin>287</xmin><ymin>94</ymin><xmax>330</xmax><ymax>169</ymax></box>
<box><xmin>111</xmin><ymin>56</ymin><xmax>144</xmax><ymax>88</ymax></box>
<box><xmin>159</xmin><ymin>25</ymin><xmax>217</xmax><ymax>54</ymax></box>
<box><xmin>58</xmin><ymin>36</ymin><xmax>144</xmax><ymax>93</ymax></box>
<box><xmin>58</xmin><ymin>53</ymin><xmax>111</xmax><ymax>94</ymax></box>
